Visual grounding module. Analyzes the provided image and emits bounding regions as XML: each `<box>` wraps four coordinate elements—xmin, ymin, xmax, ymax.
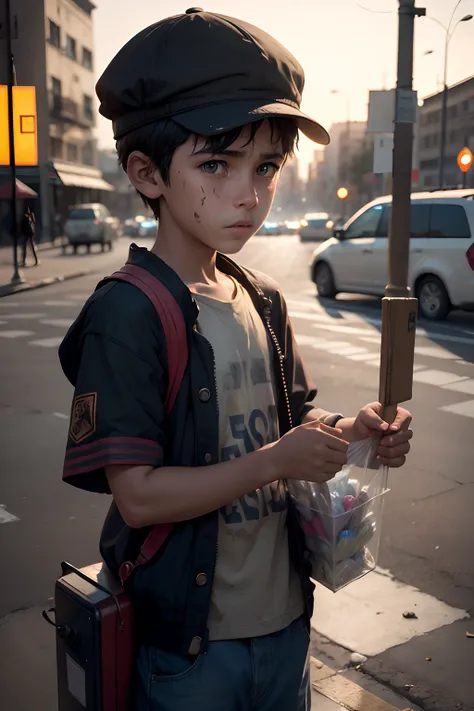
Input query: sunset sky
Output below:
<box><xmin>93</xmin><ymin>0</ymin><xmax>474</xmax><ymax>168</ymax></box>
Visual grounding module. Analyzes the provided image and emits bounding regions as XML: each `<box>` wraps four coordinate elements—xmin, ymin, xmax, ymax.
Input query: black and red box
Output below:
<box><xmin>51</xmin><ymin>561</ymin><xmax>134</xmax><ymax>711</ymax></box>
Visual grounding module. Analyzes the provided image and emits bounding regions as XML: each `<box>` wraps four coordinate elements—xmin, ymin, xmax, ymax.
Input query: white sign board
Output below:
<box><xmin>368</xmin><ymin>90</ymin><xmax>395</xmax><ymax>134</ymax></box>
<box><xmin>373</xmin><ymin>133</ymin><xmax>394</xmax><ymax>174</ymax></box>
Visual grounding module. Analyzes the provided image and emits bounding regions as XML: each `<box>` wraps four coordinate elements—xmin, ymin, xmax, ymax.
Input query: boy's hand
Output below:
<box><xmin>272</xmin><ymin>422</ymin><xmax>349</xmax><ymax>483</ymax></box>
<box><xmin>352</xmin><ymin>402</ymin><xmax>413</xmax><ymax>468</ymax></box>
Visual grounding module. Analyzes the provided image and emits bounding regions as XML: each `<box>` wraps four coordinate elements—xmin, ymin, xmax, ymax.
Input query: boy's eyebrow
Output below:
<box><xmin>193</xmin><ymin>148</ymin><xmax>285</xmax><ymax>160</ymax></box>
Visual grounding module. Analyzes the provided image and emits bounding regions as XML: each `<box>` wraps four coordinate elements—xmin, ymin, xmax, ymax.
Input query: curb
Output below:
<box><xmin>0</xmin><ymin>269</ymin><xmax>94</xmax><ymax>298</ymax></box>
<box><xmin>310</xmin><ymin>657</ymin><xmax>405</xmax><ymax>711</ymax></box>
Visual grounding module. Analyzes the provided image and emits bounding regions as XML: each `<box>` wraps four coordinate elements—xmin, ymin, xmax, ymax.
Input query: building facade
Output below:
<box><xmin>419</xmin><ymin>75</ymin><xmax>474</xmax><ymax>189</ymax></box>
<box><xmin>0</xmin><ymin>0</ymin><xmax>112</xmax><ymax>243</ymax></box>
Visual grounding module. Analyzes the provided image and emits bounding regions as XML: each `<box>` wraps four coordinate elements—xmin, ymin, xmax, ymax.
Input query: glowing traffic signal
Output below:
<box><xmin>337</xmin><ymin>186</ymin><xmax>349</xmax><ymax>200</ymax></box>
<box><xmin>457</xmin><ymin>147</ymin><xmax>473</xmax><ymax>173</ymax></box>
<box><xmin>0</xmin><ymin>86</ymin><xmax>38</xmax><ymax>166</ymax></box>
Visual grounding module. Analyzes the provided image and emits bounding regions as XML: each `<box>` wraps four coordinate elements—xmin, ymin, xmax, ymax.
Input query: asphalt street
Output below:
<box><xmin>0</xmin><ymin>236</ymin><xmax>473</xmax><ymax>711</ymax></box>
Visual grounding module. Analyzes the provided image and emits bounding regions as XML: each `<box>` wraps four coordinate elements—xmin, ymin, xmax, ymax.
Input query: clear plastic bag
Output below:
<box><xmin>288</xmin><ymin>438</ymin><xmax>389</xmax><ymax>592</ymax></box>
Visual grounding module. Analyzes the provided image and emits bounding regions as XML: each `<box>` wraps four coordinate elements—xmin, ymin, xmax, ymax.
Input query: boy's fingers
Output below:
<box><xmin>318</xmin><ymin>424</ymin><xmax>350</xmax><ymax>451</ymax></box>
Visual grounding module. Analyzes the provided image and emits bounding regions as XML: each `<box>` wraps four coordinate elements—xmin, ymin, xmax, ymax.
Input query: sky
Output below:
<box><xmin>92</xmin><ymin>0</ymin><xmax>474</xmax><ymax>170</ymax></box>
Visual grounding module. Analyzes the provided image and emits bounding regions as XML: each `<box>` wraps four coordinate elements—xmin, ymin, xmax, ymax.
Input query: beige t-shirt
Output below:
<box><xmin>194</xmin><ymin>278</ymin><xmax>304</xmax><ymax>641</ymax></box>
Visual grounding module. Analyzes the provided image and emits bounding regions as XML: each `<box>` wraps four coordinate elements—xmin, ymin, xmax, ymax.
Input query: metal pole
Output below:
<box><xmin>5</xmin><ymin>0</ymin><xmax>23</xmax><ymax>284</ymax></box>
<box><xmin>387</xmin><ymin>0</ymin><xmax>421</xmax><ymax>297</ymax></box>
<box><xmin>438</xmin><ymin>36</ymin><xmax>449</xmax><ymax>189</ymax></box>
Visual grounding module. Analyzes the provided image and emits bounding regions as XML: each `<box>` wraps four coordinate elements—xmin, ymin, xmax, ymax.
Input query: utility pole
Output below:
<box><xmin>5</xmin><ymin>0</ymin><xmax>23</xmax><ymax>284</ymax></box>
<box><xmin>378</xmin><ymin>0</ymin><xmax>425</xmax><ymax>425</ymax></box>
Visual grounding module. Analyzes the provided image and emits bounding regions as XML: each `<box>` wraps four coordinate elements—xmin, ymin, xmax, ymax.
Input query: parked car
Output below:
<box><xmin>299</xmin><ymin>213</ymin><xmax>333</xmax><ymax>242</ymax></box>
<box><xmin>123</xmin><ymin>218</ymin><xmax>141</xmax><ymax>238</ymax></box>
<box><xmin>138</xmin><ymin>217</ymin><xmax>158</xmax><ymax>238</ymax></box>
<box><xmin>65</xmin><ymin>203</ymin><xmax>117</xmax><ymax>252</ymax></box>
<box><xmin>257</xmin><ymin>221</ymin><xmax>282</xmax><ymax>236</ymax></box>
<box><xmin>310</xmin><ymin>190</ymin><xmax>474</xmax><ymax>320</ymax></box>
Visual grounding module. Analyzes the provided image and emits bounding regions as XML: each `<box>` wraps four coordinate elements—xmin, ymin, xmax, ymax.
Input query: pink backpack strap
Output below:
<box><xmin>101</xmin><ymin>264</ymin><xmax>188</xmax><ymax>583</ymax></box>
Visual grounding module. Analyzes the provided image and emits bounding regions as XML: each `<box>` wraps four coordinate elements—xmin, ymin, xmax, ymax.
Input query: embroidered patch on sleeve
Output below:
<box><xmin>69</xmin><ymin>393</ymin><xmax>97</xmax><ymax>444</ymax></box>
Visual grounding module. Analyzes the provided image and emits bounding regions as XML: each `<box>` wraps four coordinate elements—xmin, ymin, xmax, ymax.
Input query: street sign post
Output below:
<box><xmin>379</xmin><ymin>0</ymin><xmax>425</xmax><ymax>423</ymax></box>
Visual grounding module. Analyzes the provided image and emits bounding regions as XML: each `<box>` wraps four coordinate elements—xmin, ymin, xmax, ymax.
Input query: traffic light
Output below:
<box><xmin>457</xmin><ymin>147</ymin><xmax>473</xmax><ymax>173</ymax></box>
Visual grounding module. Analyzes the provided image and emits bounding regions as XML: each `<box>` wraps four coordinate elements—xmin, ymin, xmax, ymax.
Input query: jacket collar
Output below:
<box><xmin>127</xmin><ymin>244</ymin><xmax>267</xmax><ymax>326</ymax></box>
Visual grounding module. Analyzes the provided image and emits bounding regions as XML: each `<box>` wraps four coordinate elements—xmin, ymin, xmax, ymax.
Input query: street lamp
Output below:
<box><xmin>423</xmin><ymin>10</ymin><xmax>473</xmax><ymax>188</ymax></box>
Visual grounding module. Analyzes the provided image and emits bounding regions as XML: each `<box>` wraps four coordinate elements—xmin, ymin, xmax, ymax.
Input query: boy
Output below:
<box><xmin>59</xmin><ymin>9</ymin><xmax>412</xmax><ymax>710</ymax></box>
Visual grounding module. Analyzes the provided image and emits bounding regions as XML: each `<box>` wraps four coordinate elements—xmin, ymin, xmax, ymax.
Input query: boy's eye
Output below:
<box><xmin>200</xmin><ymin>160</ymin><xmax>226</xmax><ymax>174</ymax></box>
<box><xmin>256</xmin><ymin>163</ymin><xmax>280</xmax><ymax>178</ymax></box>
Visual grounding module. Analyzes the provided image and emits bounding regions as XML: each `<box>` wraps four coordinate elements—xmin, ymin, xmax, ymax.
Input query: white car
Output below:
<box><xmin>65</xmin><ymin>203</ymin><xmax>118</xmax><ymax>253</ymax></box>
<box><xmin>310</xmin><ymin>190</ymin><xmax>474</xmax><ymax>320</ymax></box>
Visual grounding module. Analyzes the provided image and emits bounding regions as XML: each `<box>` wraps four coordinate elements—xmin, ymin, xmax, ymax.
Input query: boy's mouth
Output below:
<box><xmin>227</xmin><ymin>220</ymin><xmax>254</xmax><ymax>229</ymax></box>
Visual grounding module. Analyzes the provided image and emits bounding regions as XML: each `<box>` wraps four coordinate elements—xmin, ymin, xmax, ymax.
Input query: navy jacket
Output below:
<box><xmin>59</xmin><ymin>244</ymin><xmax>318</xmax><ymax>656</ymax></box>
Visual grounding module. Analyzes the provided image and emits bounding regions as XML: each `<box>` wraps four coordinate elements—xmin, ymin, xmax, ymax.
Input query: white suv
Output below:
<box><xmin>310</xmin><ymin>190</ymin><xmax>474</xmax><ymax>320</ymax></box>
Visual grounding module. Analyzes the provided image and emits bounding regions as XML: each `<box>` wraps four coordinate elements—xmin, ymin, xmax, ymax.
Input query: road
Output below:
<box><xmin>0</xmin><ymin>236</ymin><xmax>473</xmax><ymax>710</ymax></box>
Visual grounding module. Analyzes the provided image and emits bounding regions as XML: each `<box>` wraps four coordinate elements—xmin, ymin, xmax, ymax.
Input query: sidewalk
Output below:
<box><xmin>0</xmin><ymin>241</ymin><xmax>121</xmax><ymax>297</ymax></box>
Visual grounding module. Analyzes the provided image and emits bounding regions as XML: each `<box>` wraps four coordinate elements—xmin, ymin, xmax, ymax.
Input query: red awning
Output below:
<box><xmin>0</xmin><ymin>179</ymin><xmax>38</xmax><ymax>200</ymax></box>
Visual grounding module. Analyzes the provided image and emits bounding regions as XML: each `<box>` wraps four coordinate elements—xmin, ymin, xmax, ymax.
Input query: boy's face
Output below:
<box><xmin>142</xmin><ymin>120</ymin><xmax>286</xmax><ymax>254</ymax></box>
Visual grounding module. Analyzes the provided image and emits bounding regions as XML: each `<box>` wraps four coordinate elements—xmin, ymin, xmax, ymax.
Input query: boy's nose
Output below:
<box><xmin>235</xmin><ymin>184</ymin><xmax>258</xmax><ymax>210</ymax></box>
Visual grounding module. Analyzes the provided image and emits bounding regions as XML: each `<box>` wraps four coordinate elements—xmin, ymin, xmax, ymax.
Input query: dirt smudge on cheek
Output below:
<box><xmin>201</xmin><ymin>186</ymin><xmax>206</xmax><ymax>206</ymax></box>
<box><xmin>194</xmin><ymin>212</ymin><xmax>201</xmax><ymax>222</ymax></box>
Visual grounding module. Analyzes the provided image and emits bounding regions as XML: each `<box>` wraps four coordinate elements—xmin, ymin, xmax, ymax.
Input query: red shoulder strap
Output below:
<box><xmin>102</xmin><ymin>264</ymin><xmax>188</xmax><ymax>583</ymax></box>
<box><xmin>105</xmin><ymin>264</ymin><xmax>187</xmax><ymax>413</ymax></box>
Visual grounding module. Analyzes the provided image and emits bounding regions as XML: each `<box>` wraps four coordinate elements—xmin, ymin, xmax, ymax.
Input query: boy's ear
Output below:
<box><xmin>126</xmin><ymin>151</ymin><xmax>164</xmax><ymax>200</ymax></box>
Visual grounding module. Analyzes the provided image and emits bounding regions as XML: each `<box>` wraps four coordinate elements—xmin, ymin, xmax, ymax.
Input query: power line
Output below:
<box><xmin>356</xmin><ymin>1</ymin><xmax>395</xmax><ymax>14</ymax></box>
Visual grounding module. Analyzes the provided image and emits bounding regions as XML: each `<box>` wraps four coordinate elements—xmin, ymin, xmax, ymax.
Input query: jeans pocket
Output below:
<box><xmin>149</xmin><ymin>648</ymin><xmax>203</xmax><ymax>684</ymax></box>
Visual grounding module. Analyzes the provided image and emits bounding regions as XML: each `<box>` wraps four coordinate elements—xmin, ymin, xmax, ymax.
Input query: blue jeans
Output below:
<box><xmin>134</xmin><ymin>616</ymin><xmax>311</xmax><ymax>710</ymax></box>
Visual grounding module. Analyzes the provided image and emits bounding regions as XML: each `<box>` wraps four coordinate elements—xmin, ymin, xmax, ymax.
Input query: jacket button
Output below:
<box><xmin>204</xmin><ymin>452</ymin><xmax>212</xmax><ymax>464</ymax></box>
<box><xmin>195</xmin><ymin>573</ymin><xmax>207</xmax><ymax>586</ymax></box>
<box><xmin>188</xmin><ymin>636</ymin><xmax>202</xmax><ymax>655</ymax></box>
<box><xmin>198</xmin><ymin>387</ymin><xmax>211</xmax><ymax>403</ymax></box>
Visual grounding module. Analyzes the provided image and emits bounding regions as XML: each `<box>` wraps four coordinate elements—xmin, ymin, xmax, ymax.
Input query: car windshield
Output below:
<box><xmin>308</xmin><ymin>219</ymin><xmax>328</xmax><ymax>227</ymax></box>
<box><xmin>68</xmin><ymin>209</ymin><xmax>96</xmax><ymax>220</ymax></box>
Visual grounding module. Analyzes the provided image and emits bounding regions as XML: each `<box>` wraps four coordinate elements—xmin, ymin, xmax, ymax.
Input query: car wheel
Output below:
<box><xmin>417</xmin><ymin>276</ymin><xmax>450</xmax><ymax>320</ymax></box>
<box><xmin>314</xmin><ymin>262</ymin><xmax>337</xmax><ymax>299</ymax></box>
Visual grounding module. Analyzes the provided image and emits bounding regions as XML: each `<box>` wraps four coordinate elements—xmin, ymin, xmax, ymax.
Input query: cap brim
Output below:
<box><xmin>173</xmin><ymin>100</ymin><xmax>330</xmax><ymax>146</ymax></box>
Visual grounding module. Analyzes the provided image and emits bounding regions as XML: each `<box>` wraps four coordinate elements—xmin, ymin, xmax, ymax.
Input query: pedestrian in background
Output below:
<box><xmin>59</xmin><ymin>9</ymin><xmax>414</xmax><ymax>710</ymax></box>
<box><xmin>20</xmin><ymin>206</ymin><xmax>38</xmax><ymax>267</ymax></box>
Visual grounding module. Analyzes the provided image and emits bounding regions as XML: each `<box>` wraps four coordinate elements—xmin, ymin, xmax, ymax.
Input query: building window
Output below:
<box><xmin>50</xmin><ymin>137</ymin><xmax>63</xmax><ymax>159</ymax></box>
<box><xmin>423</xmin><ymin>176</ymin><xmax>434</xmax><ymax>187</ymax></box>
<box><xmin>83</xmin><ymin>94</ymin><xmax>93</xmax><ymax>122</ymax></box>
<box><xmin>67</xmin><ymin>143</ymin><xmax>79</xmax><ymax>162</ymax></box>
<box><xmin>49</xmin><ymin>20</ymin><xmax>61</xmax><ymax>48</ymax></box>
<box><xmin>448</xmin><ymin>105</ymin><xmax>458</xmax><ymax>119</ymax></box>
<box><xmin>51</xmin><ymin>76</ymin><xmax>62</xmax><ymax>112</ymax></box>
<box><xmin>433</xmin><ymin>133</ymin><xmax>439</xmax><ymax>147</ymax></box>
<box><xmin>82</xmin><ymin>141</ymin><xmax>94</xmax><ymax>165</ymax></box>
<box><xmin>82</xmin><ymin>47</ymin><xmax>93</xmax><ymax>70</ymax></box>
<box><xmin>449</xmin><ymin>130</ymin><xmax>458</xmax><ymax>144</ymax></box>
<box><xmin>66</xmin><ymin>35</ymin><xmax>77</xmax><ymax>61</ymax></box>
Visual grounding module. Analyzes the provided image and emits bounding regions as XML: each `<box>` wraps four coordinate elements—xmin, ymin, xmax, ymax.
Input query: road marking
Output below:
<box><xmin>0</xmin><ymin>313</ymin><xmax>45</xmax><ymax>319</ymax></box>
<box><xmin>442</xmin><ymin>378</ymin><xmax>474</xmax><ymax>395</ymax></box>
<box><xmin>0</xmin><ymin>330</ymin><xmax>34</xmax><ymax>338</ymax></box>
<box><xmin>414</xmin><ymin>345</ymin><xmax>458</xmax><ymax>360</ymax></box>
<box><xmin>311</xmin><ymin>567</ymin><xmax>468</xmax><ymax>657</ymax></box>
<box><xmin>0</xmin><ymin>505</ymin><xmax>19</xmax><ymax>524</ymax></box>
<box><xmin>413</xmin><ymin>369</ymin><xmax>468</xmax><ymax>386</ymax></box>
<box><xmin>310</xmin><ymin>658</ymin><xmax>399</xmax><ymax>711</ymax></box>
<box><xmin>42</xmin><ymin>300</ymin><xmax>81</xmax><ymax>307</ymax></box>
<box><xmin>53</xmin><ymin>412</ymin><xmax>69</xmax><ymax>419</ymax></box>
<box><xmin>346</xmin><ymin>352</ymin><xmax>375</xmax><ymax>361</ymax></box>
<box><xmin>334</xmin><ymin>346</ymin><xmax>369</xmax><ymax>356</ymax></box>
<box><xmin>0</xmin><ymin>320</ymin><xmax>5</xmax><ymax>325</ymax></box>
<box><xmin>0</xmin><ymin>301</ymin><xmax>20</xmax><ymax>306</ymax></box>
<box><xmin>295</xmin><ymin>334</ymin><xmax>320</xmax><ymax>346</ymax></box>
<box><xmin>439</xmin><ymin>399</ymin><xmax>474</xmax><ymax>418</ymax></box>
<box><xmin>40</xmin><ymin>318</ymin><xmax>73</xmax><ymax>328</ymax></box>
<box><xmin>312</xmin><ymin>341</ymin><xmax>351</xmax><ymax>353</ymax></box>
<box><xmin>29</xmin><ymin>336</ymin><xmax>63</xmax><ymax>348</ymax></box>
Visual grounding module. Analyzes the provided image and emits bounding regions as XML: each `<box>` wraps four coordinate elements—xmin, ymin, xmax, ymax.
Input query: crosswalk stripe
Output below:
<box><xmin>440</xmin><ymin>399</ymin><xmax>474</xmax><ymax>417</ymax></box>
<box><xmin>413</xmin><ymin>369</ymin><xmax>468</xmax><ymax>386</ymax></box>
<box><xmin>28</xmin><ymin>337</ymin><xmax>63</xmax><ymax>348</ymax></box>
<box><xmin>0</xmin><ymin>330</ymin><xmax>34</xmax><ymax>338</ymax></box>
<box><xmin>40</xmin><ymin>319</ymin><xmax>73</xmax><ymax>328</ymax></box>
<box><xmin>441</xmin><ymin>378</ymin><xmax>474</xmax><ymax>395</ymax></box>
<box><xmin>0</xmin><ymin>313</ymin><xmax>46</xmax><ymax>319</ymax></box>
<box><xmin>0</xmin><ymin>505</ymin><xmax>19</xmax><ymax>524</ymax></box>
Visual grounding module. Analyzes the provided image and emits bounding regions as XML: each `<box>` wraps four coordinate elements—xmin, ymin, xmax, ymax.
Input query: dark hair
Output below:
<box><xmin>116</xmin><ymin>117</ymin><xmax>299</xmax><ymax>217</ymax></box>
